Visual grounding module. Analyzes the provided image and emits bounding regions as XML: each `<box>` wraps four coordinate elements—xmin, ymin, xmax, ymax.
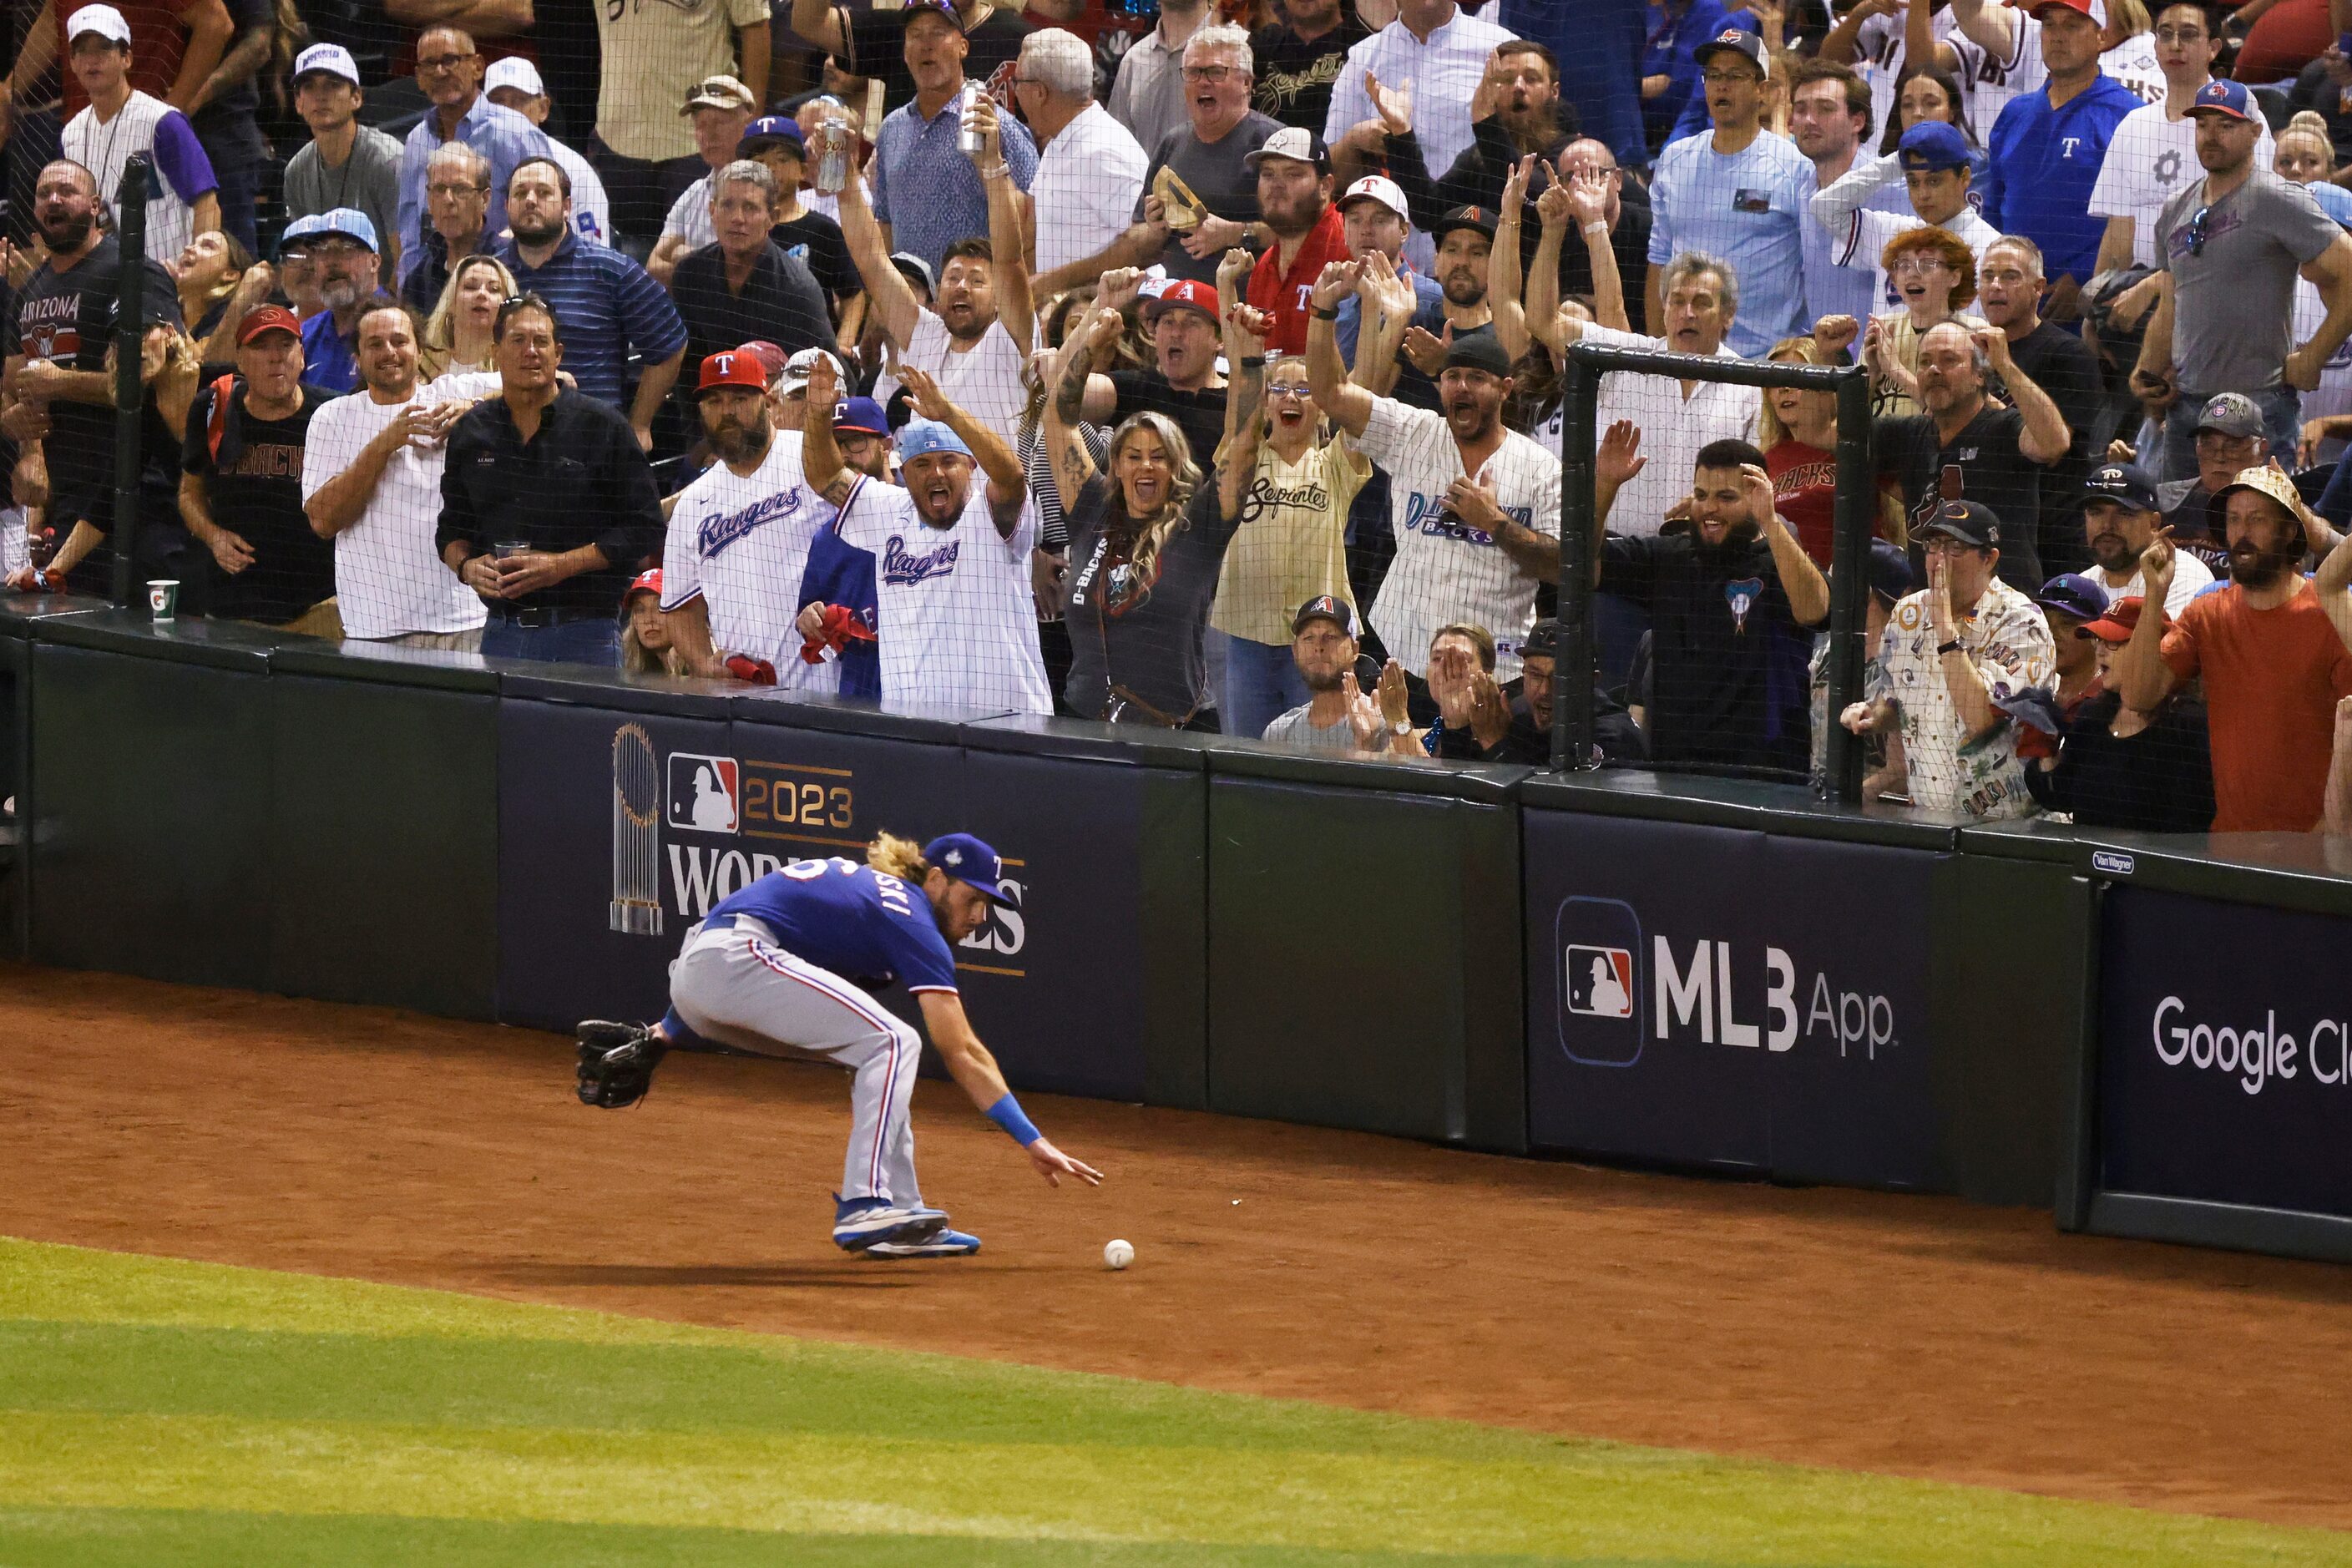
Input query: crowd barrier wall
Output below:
<box><xmin>14</xmin><ymin>610</ymin><xmax>2352</xmax><ymax>1264</ymax></box>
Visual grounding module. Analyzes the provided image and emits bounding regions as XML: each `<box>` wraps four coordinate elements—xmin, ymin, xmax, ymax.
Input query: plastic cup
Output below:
<box><xmin>146</xmin><ymin>579</ymin><xmax>178</xmax><ymax>621</ymax></box>
<box><xmin>493</xmin><ymin>539</ymin><xmax>530</xmax><ymax>560</ymax></box>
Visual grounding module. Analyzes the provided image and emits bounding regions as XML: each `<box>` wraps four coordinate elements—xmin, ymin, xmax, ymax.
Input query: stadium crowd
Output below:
<box><xmin>2</xmin><ymin>0</ymin><xmax>2351</xmax><ymax>832</ymax></box>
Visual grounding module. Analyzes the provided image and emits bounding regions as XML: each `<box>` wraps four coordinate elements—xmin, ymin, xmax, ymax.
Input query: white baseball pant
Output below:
<box><xmin>666</xmin><ymin>915</ymin><xmax>923</xmax><ymax>1206</ymax></box>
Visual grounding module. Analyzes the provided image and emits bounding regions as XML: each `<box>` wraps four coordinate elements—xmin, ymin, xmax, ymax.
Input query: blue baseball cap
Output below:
<box><xmin>1867</xmin><ymin>538</ymin><xmax>1914</xmax><ymax>604</ymax></box>
<box><xmin>923</xmin><ymin>832</ymin><xmax>1014</xmax><ymax>905</ymax></box>
<box><xmin>276</xmin><ymin>212</ymin><xmax>326</xmax><ymax>256</ymax></box>
<box><xmin>834</xmin><ymin>396</ymin><xmax>889</xmax><ymax>436</ymax></box>
<box><xmin>315</xmin><ymin>206</ymin><xmax>379</xmax><ymax>252</ymax></box>
<box><xmin>897</xmin><ymin>417</ymin><xmax>970</xmax><ymax>462</ymax></box>
<box><xmin>741</xmin><ymin>114</ymin><xmax>804</xmax><ymax>153</ymax></box>
<box><xmin>1897</xmin><ymin>121</ymin><xmax>1971</xmax><ymax>174</ymax></box>
<box><xmin>2188</xmin><ymin>78</ymin><xmax>2256</xmax><ymax>122</ymax></box>
<box><xmin>2033</xmin><ymin>572</ymin><xmax>2111</xmax><ymax>622</ymax></box>
<box><xmin>2081</xmin><ymin>461</ymin><xmax>2160</xmax><ymax>513</ymax></box>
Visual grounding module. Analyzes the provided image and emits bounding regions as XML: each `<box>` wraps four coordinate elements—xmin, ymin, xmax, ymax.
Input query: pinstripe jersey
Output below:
<box><xmin>63</xmin><ymin>90</ymin><xmax>215</xmax><ymax>261</ymax></box>
<box><xmin>660</xmin><ymin>428</ymin><xmax>840</xmax><ymax>690</ymax></box>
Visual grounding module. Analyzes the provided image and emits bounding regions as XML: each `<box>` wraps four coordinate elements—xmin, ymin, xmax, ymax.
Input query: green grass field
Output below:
<box><xmin>0</xmin><ymin>1237</ymin><xmax>2344</xmax><ymax>1566</ymax></box>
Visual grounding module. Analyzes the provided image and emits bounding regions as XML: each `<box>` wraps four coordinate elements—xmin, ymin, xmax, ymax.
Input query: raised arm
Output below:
<box><xmin>1947</xmin><ymin>0</ymin><xmax>2021</xmax><ymax>63</ymax></box>
<box><xmin>1349</xmin><ymin>250</ymin><xmax>1415</xmax><ymax>397</ymax></box>
<box><xmin>1810</xmin><ymin>149</ymin><xmax>1899</xmax><ymax>242</ymax></box>
<box><xmin>1044</xmin><ymin>302</ymin><xmax>1118</xmax><ymax>513</ymax></box>
<box><xmin>1490</xmin><ymin>155</ymin><xmax>1532</xmax><ymax>362</ymax></box>
<box><xmin>1591</xmin><ymin>418</ymin><xmax>1645</xmax><ymax>584</ymax></box>
<box><xmin>166</xmin><ymin>0</ymin><xmax>233</xmax><ymax>116</ymax></box>
<box><xmin>1215</xmin><ymin>246</ymin><xmax>1265</xmax><ymax>516</ymax></box>
<box><xmin>835</xmin><ymin>161</ymin><xmax>921</xmax><ymax>351</ymax></box>
<box><xmin>802</xmin><ymin>352</ymin><xmax>851</xmax><ymax>504</ymax></box>
<box><xmin>1751</xmin><ymin>465</ymin><xmax>1829</xmax><ymax>626</ymax></box>
<box><xmin>1526</xmin><ymin>180</ymin><xmax>1576</xmax><ymax>357</ymax></box>
<box><xmin>789</xmin><ymin>0</ymin><xmax>848</xmax><ymax>56</ymax></box>
<box><xmin>1303</xmin><ymin>260</ymin><xmax>1373</xmax><ymax>437</ymax></box>
<box><xmin>1978</xmin><ymin>326</ymin><xmax>2071</xmax><ymax>466</ymax></box>
<box><xmin>901</xmin><ymin>363</ymin><xmax>1025</xmax><ymax>537</ymax></box>
<box><xmin>2112</xmin><ymin>529</ymin><xmax>2182</xmax><ymax>712</ymax></box>
<box><xmin>974</xmin><ymin>93</ymin><xmax>1034</xmax><ymax>354</ymax></box>
<box><xmin>1560</xmin><ymin>170</ymin><xmax>1627</xmax><ymax>332</ymax></box>
<box><xmin>2319</xmin><ymin>522</ymin><xmax>2352</xmax><ymax>655</ymax></box>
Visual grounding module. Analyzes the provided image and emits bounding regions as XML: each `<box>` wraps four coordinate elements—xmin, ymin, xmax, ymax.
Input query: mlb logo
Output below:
<box><xmin>667</xmin><ymin>754</ymin><xmax>740</xmax><ymax>833</ymax></box>
<box><xmin>1565</xmin><ymin>944</ymin><xmax>1635</xmax><ymax>1019</ymax></box>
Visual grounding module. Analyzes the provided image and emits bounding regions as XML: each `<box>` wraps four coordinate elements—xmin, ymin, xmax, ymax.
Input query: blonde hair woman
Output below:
<box><xmin>422</xmin><ymin>253</ymin><xmax>516</xmax><ymax>379</ymax></box>
<box><xmin>1758</xmin><ymin>334</ymin><xmax>1909</xmax><ymax>567</ymax></box>
<box><xmin>619</xmin><ymin>569</ymin><xmax>689</xmax><ymax>675</ymax></box>
<box><xmin>1045</xmin><ymin>284</ymin><xmax>1241</xmax><ymax>727</ymax></box>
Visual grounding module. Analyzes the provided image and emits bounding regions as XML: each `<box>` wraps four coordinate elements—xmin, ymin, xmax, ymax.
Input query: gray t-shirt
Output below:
<box><xmin>1133</xmin><ymin>112</ymin><xmax>1282</xmax><ymax>284</ymax></box>
<box><xmin>1262</xmin><ymin>701</ymin><xmax>1361</xmax><ymax>752</ymax></box>
<box><xmin>285</xmin><ymin>125</ymin><xmax>404</xmax><ymax>262</ymax></box>
<box><xmin>2156</xmin><ymin>167</ymin><xmax>2339</xmax><ymax>393</ymax></box>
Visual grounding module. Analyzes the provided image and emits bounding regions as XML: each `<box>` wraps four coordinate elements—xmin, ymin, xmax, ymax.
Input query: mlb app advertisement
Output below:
<box><xmin>2098</xmin><ymin>885</ymin><xmax>2352</xmax><ymax>1220</ymax></box>
<box><xmin>1525</xmin><ymin>812</ymin><xmax>1940</xmax><ymax>1187</ymax></box>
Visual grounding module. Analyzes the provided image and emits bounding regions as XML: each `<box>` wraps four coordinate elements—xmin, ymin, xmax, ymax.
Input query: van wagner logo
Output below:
<box><xmin>1555</xmin><ymin>895</ymin><xmax>1897</xmax><ymax>1068</ymax></box>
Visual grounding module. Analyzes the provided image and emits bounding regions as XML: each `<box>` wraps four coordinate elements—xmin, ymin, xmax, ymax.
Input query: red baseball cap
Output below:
<box><xmin>2078</xmin><ymin>595</ymin><xmax>2144</xmax><ymax>643</ymax></box>
<box><xmin>738</xmin><ymin>339</ymin><xmax>788</xmax><ymax>382</ymax></box>
<box><xmin>624</xmin><ymin>567</ymin><xmax>663</xmax><ymax>604</ymax></box>
<box><xmin>1141</xmin><ymin>278</ymin><xmax>1219</xmax><ymax>326</ymax></box>
<box><xmin>237</xmin><ymin>305</ymin><xmax>301</xmax><ymax>346</ymax></box>
<box><xmin>697</xmin><ymin>347</ymin><xmax>768</xmax><ymax>394</ymax></box>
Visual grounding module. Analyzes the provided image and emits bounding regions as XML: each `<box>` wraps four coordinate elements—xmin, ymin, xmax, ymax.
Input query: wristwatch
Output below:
<box><xmin>1311</xmin><ymin>305</ymin><xmax>1340</xmax><ymax>321</ymax></box>
<box><xmin>1388</xmin><ymin>719</ymin><xmax>1414</xmax><ymax>736</ymax></box>
<box><xmin>1935</xmin><ymin>638</ymin><xmax>1964</xmax><ymax>655</ymax></box>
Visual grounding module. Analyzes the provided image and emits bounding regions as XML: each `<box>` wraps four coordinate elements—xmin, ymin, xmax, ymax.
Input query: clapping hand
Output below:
<box><xmin>1467</xmin><ymin>670</ymin><xmax>1510</xmax><ymax>747</ymax></box>
<box><xmin>1308</xmin><ymin>257</ymin><xmax>1363</xmax><ymax>313</ymax></box>
<box><xmin>1366</xmin><ymin>68</ymin><xmax>1413</xmax><ymax>136</ymax></box>
<box><xmin>1596</xmin><ymin>418</ymin><xmax>1646</xmax><ymax>487</ymax></box>
<box><xmin>1565</xmin><ymin>169</ymin><xmax>1611</xmax><ymax>229</ymax></box>
<box><xmin>1377</xmin><ymin>657</ymin><xmax>1411</xmax><ymax>731</ymax></box>
<box><xmin>1343</xmin><ymin>669</ymin><xmax>1386</xmax><ymax>750</ymax></box>
<box><xmin>1358</xmin><ymin>250</ymin><xmax>1415</xmax><ymax>322</ymax></box>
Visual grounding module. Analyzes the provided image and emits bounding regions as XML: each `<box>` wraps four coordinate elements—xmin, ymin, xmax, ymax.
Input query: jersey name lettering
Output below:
<box><xmin>882</xmin><ymin>532</ymin><xmax>961</xmax><ymax>585</ymax></box>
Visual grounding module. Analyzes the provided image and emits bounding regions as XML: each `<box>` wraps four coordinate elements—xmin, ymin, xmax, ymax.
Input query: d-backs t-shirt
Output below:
<box><xmin>1060</xmin><ymin>474</ymin><xmax>1242</xmax><ymax>722</ymax></box>
<box><xmin>180</xmin><ymin>380</ymin><xmax>332</xmax><ymax>621</ymax></box>
<box><xmin>835</xmin><ymin>473</ymin><xmax>1053</xmax><ymax>716</ymax></box>
<box><xmin>14</xmin><ymin>235</ymin><xmax>181</xmax><ymax>510</ymax></box>
<box><xmin>709</xmin><ymin>857</ymin><xmax>959</xmax><ymax>994</ymax></box>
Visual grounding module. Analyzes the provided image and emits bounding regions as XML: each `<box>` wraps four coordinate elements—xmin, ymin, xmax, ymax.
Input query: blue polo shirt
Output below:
<box><xmin>1980</xmin><ymin>74</ymin><xmax>2140</xmax><ymax>287</ymax></box>
<box><xmin>869</xmin><ymin>86</ymin><xmax>1039</xmax><ymax>275</ymax></box>
<box><xmin>1508</xmin><ymin>0</ymin><xmax>1647</xmax><ymax>169</ymax></box>
<box><xmin>394</xmin><ymin>94</ymin><xmax>552</xmax><ymax>288</ymax></box>
<box><xmin>492</xmin><ymin>230</ymin><xmax>688</xmax><ymax>410</ymax></box>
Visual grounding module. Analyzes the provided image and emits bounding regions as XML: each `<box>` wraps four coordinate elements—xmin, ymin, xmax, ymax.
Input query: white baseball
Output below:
<box><xmin>1103</xmin><ymin>1238</ymin><xmax>1134</xmax><ymax>1271</ymax></box>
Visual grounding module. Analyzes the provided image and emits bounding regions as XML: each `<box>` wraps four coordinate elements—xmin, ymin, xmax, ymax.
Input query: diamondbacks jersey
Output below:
<box><xmin>299</xmin><ymin>373</ymin><xmax>491</xmax><ymax>640</ymax></box>
<box><xmin>836</xmin><ymin>474</ymin><xmax>1053</xmax><ymax>714</ymax></box>
<box><xmin>709</xmin><ymin>857</ymin><xmax>959</xmax><ymax>994</ymax></box>
<box><xmin>63</xmin><ymin>90</ymin><xmax>215</xmax><ymax>261</ymax></box>
<box><xmin>660</xmin><ymin>430</ymin><xmax>837</xmax><ymax>690</ymax></box>
<box><xmin>1354</xmin><ymin>394</ymin><xmax>1561</xmax><ymax>681</ymax></box>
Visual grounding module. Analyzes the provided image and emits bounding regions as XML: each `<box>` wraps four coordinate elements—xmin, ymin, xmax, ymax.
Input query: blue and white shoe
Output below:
<box><xmin>831</xmin><ymin>1196</ymin><xmax>934</xmax><ymax>1252</ymax></box>
<box><xmin>863</xmin><ymin>1227</ymin><xmax>981</xmax><ymax>1258</ymax></box>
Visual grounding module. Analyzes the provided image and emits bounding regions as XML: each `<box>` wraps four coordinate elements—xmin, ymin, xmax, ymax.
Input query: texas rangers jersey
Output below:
<box><xmin>1356</xmin><ymin>395</ymin><xmax>1561</xmax><ymax>682</ymax></box>
<box><xmin>300</xmin><ymin>372</ymin><xmax>490</xmax><ymax>640</ymax></box>
<box><xmin>835</xmin><ymin>473</ymin><xmax>1053</xmax><ymax>715</ymax></box>
<box><xmin>708</xmin><ymin>857</ymin><xmax>959</xmax><ymax>994</ymax></box>
<box><xmin>661</xmin><ymin>429</ymin><xmax>837</xmax><ymax>690</ymax></box>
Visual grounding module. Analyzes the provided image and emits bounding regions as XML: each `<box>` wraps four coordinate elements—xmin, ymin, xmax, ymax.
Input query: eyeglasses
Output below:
<box><xmin>1700</xmin><ymin>67</ymin><xmax>1761</xmax><ymax>85</ymax></box>
<box><xmin>416</xmin><ymin>52</ymin><xmax>473</xmax><ymax>73</ymax></box>
<box><xmin>2188</xmin><ymin>203</ymin><xmax>2214</xmax><ymax>255</ymax></box>
<box><xmin>1266</xmin><ymin>383</ymin><xmax>1313</xmax><ymax>400</ymax></box>
<box><xmin>1920</xmin><ymin>538</ymin><xmax>1980</xmax><ymax>556</ymax></box>
<box><xmin>427</xmin><ymin>182</ymin><xmax>488</xmax><ymax>199</ymax></box>
<box><xmin>1888</xmin><ymin>254</ymin><xmax>1954</xmax><ymax>275</ymax></box>
<box><xmin>1181</xmin><ymin>63</ymin><xmax>1237</xmax><ymax>82</ymax></box>
<box><xmin>309</xmin><ymin>240</ymin><xmax>367</xmax><ymax>260</ymax></box>
<box><xmin>2152</xmin><ymin>25</ymin><xmax>2208</xmax><ymax>43</ymax></box>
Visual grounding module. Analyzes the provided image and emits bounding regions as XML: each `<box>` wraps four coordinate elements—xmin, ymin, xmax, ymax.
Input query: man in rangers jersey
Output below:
<box><xmin>301</xmin><ymin>301</ymin><xmax>488</xmax><ymax>649</ymax></box>
<box><xmin>59</xmin><ymin>4</ymin><xmax>218</xmax><ymax>261</ymax></box>
<box><xmin>575</xmin><ymin>830</ymin><xmax>1102</xmax><ymax>1259</ymax></box>
<box><xmin>661</xmin><ymin>346</ymin><xmax>837</xmax><ymax>688</ymax></box>
<box><xmin>800</xmin><ymin>355</ymin><xmax>1053</xmax><ymax>715</ymax></box>
<box><xmin>1302</xmin><ymin>255</ymin><xmax>1561</xmax><ymax>682</ymax></box>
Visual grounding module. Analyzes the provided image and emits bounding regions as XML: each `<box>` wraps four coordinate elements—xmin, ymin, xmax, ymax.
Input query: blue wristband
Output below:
<box><xmin>985</xmin><ymin>1092</ymin><xmax>1041</xmax><ymax>1146</ymax></box>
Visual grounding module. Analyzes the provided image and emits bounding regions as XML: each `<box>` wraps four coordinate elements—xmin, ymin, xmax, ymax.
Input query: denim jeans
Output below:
<box><xmin>481</xmin><ymin>615</ymin><xmax>622</xmax><ymax>666</ymax></box>
<box><xmin>1218</xmin><ymin>632</ymin><xmax>1313</xmax><ymax>741</ymax></box>
<box><xmin>2158</xmin><ymin>386</ymin><xmax>2299</xmax><ymax>484</ymax></box>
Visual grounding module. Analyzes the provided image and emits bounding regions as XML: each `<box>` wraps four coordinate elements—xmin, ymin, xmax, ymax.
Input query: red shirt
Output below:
<box><xmin>1247</xmin><ymin>204</ymin><xmax>1348</xmax><ymax>357</ymax></box>
<box><xmin>1766</xmin><ymin>437</ymin><xmax>1899</xmax><ymax>567</ymax></box>
<box><xmin>2161</xmin><ymin>578</ymin><xmax>2352</xmax><ymax>832</ymax></box>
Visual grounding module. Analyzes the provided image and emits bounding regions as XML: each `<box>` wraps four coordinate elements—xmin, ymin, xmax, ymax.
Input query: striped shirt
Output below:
<box><xmin>491</xmin><ymin>230</ymin><xmax>688</xmax><ymax>409</ymax></box>
<box><xmin>63</xmin><ymin>90</ymin><xmax>216</xmax><ymax>262</ymax></box>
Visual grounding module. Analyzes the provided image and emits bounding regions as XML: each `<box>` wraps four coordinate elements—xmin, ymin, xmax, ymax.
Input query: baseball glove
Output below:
<box><xmin>575</xmin><ymin>1020</ymin><xmax>666</xmax><ymax>1109</ymax></box>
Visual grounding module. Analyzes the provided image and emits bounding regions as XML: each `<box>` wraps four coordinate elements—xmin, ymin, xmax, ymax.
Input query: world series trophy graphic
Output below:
<box><xmin>610</xmin><ymin>723</ymin><xmax>663</xmax><ymax>936</ymax></box>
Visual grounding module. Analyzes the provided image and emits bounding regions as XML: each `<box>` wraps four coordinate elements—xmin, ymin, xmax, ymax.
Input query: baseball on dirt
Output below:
<box><xmin>1103</xmin><ymin>1239</ymin><xmax>1134</xmax><ymax>1271</ymax></box>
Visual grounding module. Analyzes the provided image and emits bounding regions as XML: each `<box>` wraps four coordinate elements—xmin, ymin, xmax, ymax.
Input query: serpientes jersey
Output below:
<box><xmin>661</xmin><ymin>429</ymin><xmax>837</xmax><ymax>690</ymax></box>
<box><xmin>835</xmin><ymin>473</ymin><xmax>1054</xmax><ymax>715</ymax></box>
<box><xmin>708</xmin><ymin>858</ymin><xmax>959</xmax><ymax>994</ymax></box>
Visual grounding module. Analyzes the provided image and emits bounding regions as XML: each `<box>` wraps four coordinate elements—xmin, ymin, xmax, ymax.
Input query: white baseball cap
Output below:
<box><xmin>64</xmin><ymin>4</ymin><xmax>130</xmax><ymax>46</ymax></box>
<box><xmin>777</xmin><ymin>347</ymin><xmax>844</xmax><ymax>394</ymax></box>
<box><xmin>484</xmin><ymin>56</ymin><xmax>545</xmax><ymax>99</ymax></box>
<box><xmin>1338</xmin><ymin>175</ymin><xmax>1409</xmax><ymax>222</ymax></box>
<box><xmin>292</xmin><ymin>42</ymin><xmax>361</xmax><ymax>87</ymax></box>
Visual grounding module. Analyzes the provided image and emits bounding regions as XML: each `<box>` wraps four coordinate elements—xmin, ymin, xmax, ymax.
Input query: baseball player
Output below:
<box><xmin>575</xmin><ymin>830</ymin><xmax>1100</xmax><ymax>1257</ymax></box>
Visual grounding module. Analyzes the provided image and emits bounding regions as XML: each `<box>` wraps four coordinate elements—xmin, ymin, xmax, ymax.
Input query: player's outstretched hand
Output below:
<box><xmin>1027</xmin><ymin>1136</ymin><xmax>1102</xmax><ymax>1187</ymax></box>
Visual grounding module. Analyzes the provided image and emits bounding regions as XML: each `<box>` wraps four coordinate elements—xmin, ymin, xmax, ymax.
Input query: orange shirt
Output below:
<box><xmin>2161</xmin><ymin>579</ymin><xmax>2352</xmax><ymax>832</ymax></box>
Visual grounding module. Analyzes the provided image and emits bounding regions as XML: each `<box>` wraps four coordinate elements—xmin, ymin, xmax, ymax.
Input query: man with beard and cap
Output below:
<box><xmin>1873</xmin><ymin>317</ymin><xmax>2073</xmax><ymax>593</ymax></box>
<box><xmin>1261</xmin><ymin>594</ymin><xmax>1380</xmax><ymax>753</ymax></box>
<box><xmin>800</xmin><ymin>354</ymin><xmax>1053</xmax><ymax>715</ymax></box>
<box><xmin>2077</xmin><ymin>459</ymin><xmax>2212</xmax><ymax>614</ymax></box>
<box><xmin>2155</xmin><ymin>392</ymin><xmax>2269</xmax><ymax>577</ymax></box>
<box><xmin>2114</xmin><ymin>462</ymin><xmax>2352</xmax><ymax>831</ymax></box>
<box><xmin>1589</xmin><ymin>423</ymin><xmax>1829</xmax><ymax>774</ymax></box>
<box><xmin>2</xmin><ymin>157</ymin><xmax>181</xmax><ymax>595</ymax></box>
<box><xmin>1241</xmin><ymin>126</ymin><xmax>1348</xmax><ymax>356</ymax></box>
<box><xmin>1373</xmin><ymin>42</ymin><xmax>1579</xmax><ymax>239</ymax></box>
<box><xmin>294</xmin><ymin>208</ymin><xmax>392</xmax><ymax>396</ymax></box>
<box><xmin>1069</xmin><ymin>271</ymin><xmax>1227</xmax><ymax>468</ymax></box>
<box><xmin>837</xmin><ymin>94</ymin><xmax>1034</xmax><ymax>455</ymax></box>
<box><xmin>438</xmin><ymin>293</ymin><xmax>665</xmax><ymax>666</ymax></box>
<box><xmin>492</xmin><ymin>157</ymin><xmax>687</xmax><ymax>449</ymax></box>
<box><xmin>1304</xmin><ymin>257</ymin><xmax>1562</xmax><ymax>684</ymax></box>
<box><xmin>1843</xmin><ymin>498</ymin><xmax>2056</xmax><ymax>819</ymax></box>
<box><xmin>661</xmin><ymin>347</ymin><xmax>838</xmax><ymax>689</ymax></box>
<box><xmin>1395</xmin><ymin>204</ymin><xmax>1500</xmax><ymax>387</ymax></box>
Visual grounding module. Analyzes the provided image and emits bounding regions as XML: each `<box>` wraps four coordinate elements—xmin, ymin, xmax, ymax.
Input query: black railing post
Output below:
<box><xmin>106</xmin><ymin>154</ymin><xmax>151</xmax><ymax>611</ymax></box>
<box><xmin>1553</xmin><ymin>352</ymin><xmax>1600</xmax><ymax>771</ymax></box>
<box><xmin>1823</xmin><ymin>365</ymin><xmax>1875</xmax><ymax>805</ymax></box>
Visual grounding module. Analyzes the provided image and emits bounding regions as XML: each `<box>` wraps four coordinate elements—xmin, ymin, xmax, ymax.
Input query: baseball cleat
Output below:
<box><xmin>864</xmin><ymin>1227</ymin><xmax>981</xmax><ymax>1258</ymax></box>
<box><xmin>831</xmin><ymin>1196</ymin><xmax>946</xmax><ymax>1252</ymax></box>
<box><xmin>574</xmin><ymin>1020</ymin><xmax>665</xmax><ymax>1109</ymax></box>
